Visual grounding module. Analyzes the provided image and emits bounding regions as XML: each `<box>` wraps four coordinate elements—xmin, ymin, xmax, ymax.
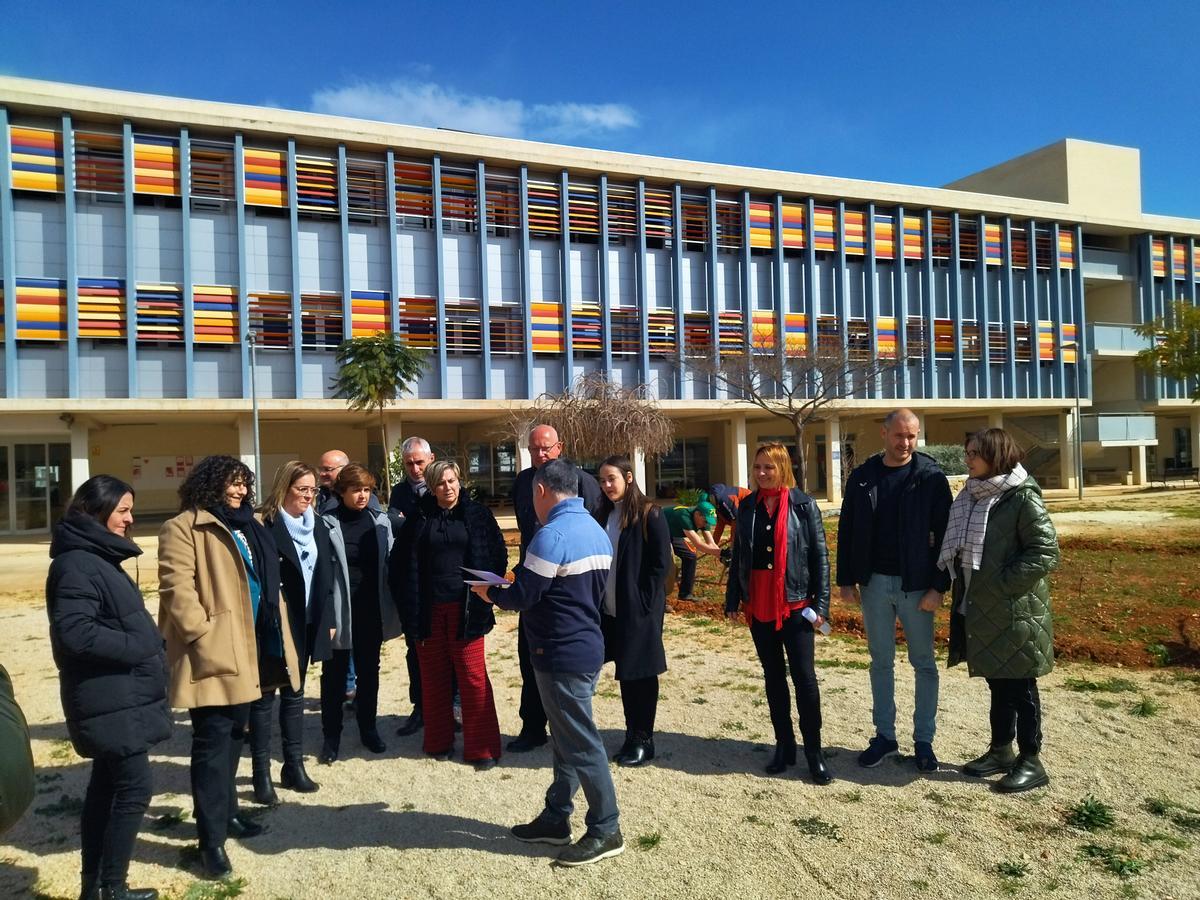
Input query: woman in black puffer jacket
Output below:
<box><xmin>46</xmin><ymin>476</ymin><xmax>170</xmax><ymax>900</ymax></box>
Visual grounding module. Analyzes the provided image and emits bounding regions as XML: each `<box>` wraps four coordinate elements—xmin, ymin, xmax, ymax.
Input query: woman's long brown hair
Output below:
<box><xmin>598</xmin><ymin>455</ymin><xmax>655</xmax><ymax>534</ymax></box>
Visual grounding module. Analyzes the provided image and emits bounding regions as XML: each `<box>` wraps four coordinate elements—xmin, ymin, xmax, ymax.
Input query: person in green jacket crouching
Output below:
<box><xmin>937</xmin><ymin>428</ymin><xmax>1060</xmax><ymax>793</ymax></box>
<box><xmin>0</xmin><ymin>662</ymin><xmax>35</xmax><ymax>836</ymax></box>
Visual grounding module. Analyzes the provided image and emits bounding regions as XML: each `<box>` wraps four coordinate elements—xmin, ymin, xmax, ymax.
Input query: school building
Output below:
<box><xmin>1</xmin><ymin>76</ymin><xmax>1197</xmax><ymax>532</ymax></box>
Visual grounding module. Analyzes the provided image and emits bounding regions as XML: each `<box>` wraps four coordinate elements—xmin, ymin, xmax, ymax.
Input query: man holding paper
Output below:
<box><xmin>471</xmin><ymin>459</ymin><xmax>623</xmax><ymax>867</ymax></box>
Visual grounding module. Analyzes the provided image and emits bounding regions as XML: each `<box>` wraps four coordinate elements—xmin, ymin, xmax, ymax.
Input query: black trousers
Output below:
<box><xmin>671</xmin><ymin>538</ymin><xmax>697</xmax><ymax>598</ymax></box>
<box><xmin>516</xmin><ymin>615</ymin><xmax>547</xmax><ymax>737</ymax></box>
<box><xmin>750</xmin><ymin>612</ymin><xmax>822</xmax><ymax>751</ymax></box>
<box><xmin>321</xmin><ymin>635</ymin><xmax>383</xmax><ymax>744</ymax></box>
<box><xmin>249</xmin><ymin>682</ymin><xmax>305</xmax><ymax>768</ymax></box>
<box><xmin>405</xmin><ymin>636</ymin><xmax>422</xmax><ymax>709</ymax></box>
<box><xmin>189</xmin><ymin>704</ymin><xmax>250</xmax><ymax>849</ymax></box>
<box><xmin>81</xmin><ymin>751</ymin><xmax>152</xmax><ymax>884</ymax></box>
<box><xmin>986</xmin><ymin>677</ymin><xmax>1043</xmax><ymax>754</ymax></box>
<box><xmin>619</xmin><ymin>676</ymin><xmax>659</xmax><ymax>736</ymax></box>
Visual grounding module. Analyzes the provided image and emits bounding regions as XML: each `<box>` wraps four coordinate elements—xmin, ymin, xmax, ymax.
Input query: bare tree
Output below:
<box><xmin>686</xmin><ymin>340</ymin><xmax>905</xmax><ymax>492</ymax></box>
<box><xmin>509</xmin><ymin>371</ymin><xmax>677</xmax><ymax>462</ymax></box>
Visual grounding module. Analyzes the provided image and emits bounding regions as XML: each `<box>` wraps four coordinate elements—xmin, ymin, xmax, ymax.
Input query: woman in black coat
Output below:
<box><xmin>594</xmin><ymin>455</ymin><xmax>671</xmax><ymax>767</ymax></box>
<box><xmin>725</xmin><ymin>443</ymin><xmax>833</xmax><ymax>785</ymax></box>
<box><xmin>46</xmin><ymin>476</ymin><xmax>170</xmax><ymax>900</ymax></box>
<box><xmin>394</xmin><ymin>460</ymin><xmax>507</xmax><ymax>769</ymax></box>
<box><xmin>249</xmin><ymin>461</ymin><xmax>337</xmax><ymax>804</ymax></box>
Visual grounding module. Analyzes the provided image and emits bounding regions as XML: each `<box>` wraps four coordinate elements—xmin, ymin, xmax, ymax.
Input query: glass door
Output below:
<box><xmin>14</xmin><ymin>443</ymin><xmax>48</xmax><ymax>532</ymax></box>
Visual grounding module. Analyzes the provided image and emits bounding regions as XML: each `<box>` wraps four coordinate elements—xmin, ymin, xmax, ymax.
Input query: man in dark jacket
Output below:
<box><xmin>387</xmin><ymin>436</ymin><xmax>435</xmax><ymax>736</ymax></box>
<box><xmin>0</xmin><ymin>663</ymin><xmax>34</xmax><ymax>836</ymax></box>
<box><xmin>507</xmin><ymin>424</ymin><xmax>603</xmax><ymax>752</ymax></box>
<box><xmin>836</xmin><ymin>408</ymin><xmax>951</xmax><ymax>773</ymax></box>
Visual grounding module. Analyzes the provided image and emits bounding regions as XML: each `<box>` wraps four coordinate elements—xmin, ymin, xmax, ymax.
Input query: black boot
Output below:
<box><xmin>765</xmin><ymin>741</ymin><xmax>797</xmax><ymax>775</ymax></box>
<box><xmin>611</xmin><ymin>731</ymin><xmax>635</xmax><ymax>763</ymax></box>
<box><xmin>963</xmin><ymin>744</ymin><xmax>1018</xmax><ymax>778</ymax></box>
<box><xmin>80</xmin><ymin>872</ymin><xmax>100</xmax><ymax>900</ymax></box>
<box><xmin>251</xmin><ymin>762</ymin><xmax>278</xmax><ymax>806</ymax></box>
<box><xmin>280</xmin><ymin>759</ymin><xmax>319</xmax><ymax>793</ymax></box>
<box><xmin>226</xmin><ymin>813</ymin><xmax>265</xmax><ymax>839</ymax></box>
<box><xmin>995</xmin><ymin>754</ymin><xmax>1049</xmax><ymax>793</ymax></box>
<box><xmin>99</xmin><ymin>885</ymin><xmax>158</xmax><ymax>900</ymax></box>
<box><xmin>199</xmin><ymin>845</ymin><xmax>232</xmax><ymax>879</ymax></box>
<box><xmin>395</xmin><ymin>707</ymin><xmax>424</xmax><ymax>737</ymax></box>
<box><xmin>805</xmin><ymin>748</ymin><xmax>833</xmax><ymax>785</ymax></box>
<box><xmin>248</xmin><ymin>699</ymin><xmax>278</xmax><ymax>805</ymax></box>
<box><xmin>616</xmin><ymin>732</ymin><xmax>655</xmax><ymax>767</ymax></box>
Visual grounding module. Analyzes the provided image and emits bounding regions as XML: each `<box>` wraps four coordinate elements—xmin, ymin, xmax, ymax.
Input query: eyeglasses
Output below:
<box><xmin>530</xmin><ymin>443</ymin><xmax>561</xmax><ymax>453</ymax></box>
<box><xmin>318</xmin><ymin>466</ymin><xmax>342</xmax><ymax>474</ymax></box>
<box><xmin>292</xmin><ymin>487</ymin><xmax>317</xmax><ymax>496</ymax></box>
<box><xmin>965</xmin><ymin>448</ymin><xmax>980</xmax><ymax>459</ymax></box>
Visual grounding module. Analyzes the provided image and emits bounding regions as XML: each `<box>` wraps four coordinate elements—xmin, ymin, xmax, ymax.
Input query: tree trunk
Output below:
<box><xmin>793</xmin><ymin>421</ymin><xmax>808</xmax><ymax>492</ymax></box>
<box><xmin>379</xmin><ymin>407</ymin><xmax>391</xmax><ymax>498</ymax></box>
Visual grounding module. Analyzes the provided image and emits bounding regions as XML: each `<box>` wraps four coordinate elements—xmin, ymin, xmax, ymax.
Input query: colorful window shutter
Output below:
<box><xmin>607</xmin><ymin>187</ymin><xmax>637</xmax><ymax>237</ymax></box>
<box><xmin>750</xmin><ymin>310</ymin><xmax>776</xmax><ymax>351</ymax></box>
<box><xmin>346</xmin><ymin>158</ymin><xmax>386</xmax><ymax>217</ymax></box>
<box><xmin>1171</xmin><ymin>241</ymin><xmax>1185</xmax><ymax>279</ymax></box>
<box><xmin>489</xmin><ymin>305</ymin><xmax>523</xmax><ymax>355</ymax></box>
<box><xmin>133</xmin><ymin>134</ymin><xmax>180</xmax><ymax>196</ymax></box>
<box><xmin>300</xmin><ymin>293</ymin><xmax>344</xmax><ymax>349</ymax></box>
<box><xmin>190</xmin><ymin>143</ymin><xmax>235</xmax><ymax>200</ymax></box>
<box><xmin>847</xmin><ymin>318</ymin><xmax>870</xmax><ymax>359</ymax></box>
<box><xmin>350</xmin><ymin>290</ymin><xmax>389</xmax><ymax>337</ymax></box>
<box><xmin>780</xmin><ymin>203</ymin><xmax>805</xmax><ymax>250</ymax></box>
<box><xmin>748</xmin><ymin>202</ymin><xmax>774</xmax><ymax>250</ymax></box>
<box><xmin>395</xmin><ymin>162</ymin><xmax>434</xmax><ymax>220</ymax></box>
<box><xmin>931</xmin><ymin>216</ymin><xmax>952</xmax><ymax>259</ymax></box>
<box><xmin>933</xmin><ymin>318</ymin><xmax>954</xmax><ymax>358</ymax></box>
<box><xmin>191</xmin><ymin>285</ymin><xmax>237</xmax><ymax>343</ymax></box>
<box><xmin>812</xmin><ymin>206</ymin><xmax>836</xmax><ymax>252</ymax></box>
<box><xmin>715</xmin><ymin>202</ymin><xmax>742</xmax><ymax>250</ymax></box>
<box><xmin>984</xmin><ymin>223</ymin><xmax>1003</xmax><ymax>266</ymax></box>
<box><xmin>610</xmin><ymin>309</ymin><xmax>639</xmax><ymax>356</ymax></box>
<box><xmin>958</xmin><ymin>219</ymin><xmax>978</xmax><ymax>262</ymax></box>
<box><xmin>295</xmin><ymin>155</ymin><xmax>338</xmax><ymax>213</ymax></box>
<box><xmin>531</xmin><ymin>301</ymin><xmax>565</xmax><ymax>353</ymax></box>
<box><xmin>1062</xmin><ymin>323</ymin><xmax>1077</xmax><ymax>363</ymax></box>
<box><xmin>815</xmin><ymin>315</ymin><xmax>839</xmax><ymax>353</ymax></box>
<box><xmin>1037</xmin><ymin>321</ymin><xmax>1055</xmax><ymax>361</ymax></box>
<box><xmin>1034</xmin><ymin>227</ymin><xmax>1053</xmax><ymax>270</ymax></box>
<box><xmin>15</xmin><ymin>277</ymin><xmax>67</xmax><ymax>339</ymax></box>
<box><xmin>644</xmin><ymin>189</ymin><xmax>673</xmax><ymax>241</ymax></box>
<box><xmin>961</xmin><ymin>320</ymin><xmax>981</xmax><ymax>360</ymax></box>
<box><xmin>717</xmin><ymin>310</ymin><xmax>744</xmax><ymax>354</ymax></box>
<box><xmin>683</xmin><ymin>312</ymin><xmax>712</xmax><ymax>355</ymax></box>
<box><xmin>78</xmin><ymin>278</ymin><xmax>126</xmax><ymax>338</ymax></box>
<box><xmin>137</xmin><ymin>284</ymin><xmax>185</xmax><ymax>342</ymax></box>
<box><xmin>902</xmin><ymin>215</ymin><xmax>924</xmax><ymax>260</ymax></box>
<box><xmin>10</xmin><ymin>126</ymin><xmax>64</xmax><ymax>192</ymax></box>
<box><xmin>446</xmin><ymin>300</ymin><xmax>482</xmax><ymax>354</ymax></box>
<box><xmin>784</xmin><ymin>312</ymin><xmax>807</xmax><ymax>353</ymax></box>
<box><xmin>248</xmin><ymin>292</ymin><xmax>292</xmax><ymax>348</ymax></box>
<box><xmin>397</xmin><ymin>297</ymin><xmax>437</xmax><ymax>349</ymax></box>
<box><xmin>648</xmin><ymin>311</ymin><xmax>677</xmax><ymax>354</ymax></box>
<box><xmin>1011</xmin><ymin>227</ymin><xmax>1029</xmax><ymax>269</ymax></box>
<box><xmin>571</xmin><ymin>302</ymin><xmax>602</xmax><ymax>351</ymax></box>
<box><xmin>0</xmin><ymin>283</ymin><xmax>4</xmax><ymax>340</ymax></box>
<box><xmin>485</xmin><ymin>178</ymin><xmax>520</xmax><ymax>230</ymax></box>
<box><xmin>567</xmin><ymin>184</ymin><xmax>600</xmax><ymax>235</ymax></box>
<box><xmin>1194</xmin><ymin>245</ymin><xmax>1200</xmax><ymax>280</ymax></box>
<box><xmin>527</xmin><ymin>180</ymin><xmax>561</xmax><ymax>235</ymax></box>
<box><xmin>876</xmin><ymin>316</ymin><xmax>897</xmax><ymax>357</ymax></box>
<box><xmin>74</xmin><ymin>131</ymin><xmax>124</xmax><ymax>194</ymax></box>
<box><xmin>843</xmin><ymin>210</ymin><xmax>865</xmax><ymax>256</ymax></box>
<box><xmin>905</xmin><ymin>317</ymin><xmax>928</xmax><ymax>355</ymax></box>
<box><xmin>1151</xmin><ymin>239</ymin><xmax>1165</xmax><ymax>278</ymax></box>
<box><xmin>874</xmin><ymin>215</ymin><xmax>895</xmax><ymax>259</ymax></box>
<box><xmin>987</xmin><ymin>322</ymin><xmax>1007</xmax><ymax>363</ymax></box>
<box><xmin>1059</xmin><ymin>229</ymin><xmax>1077</xmax><ymax>271</ymax></box>
<box><xmin>243</xmin><ymin>148</ymin><xmax>287</xmax><ymax>208</ymax></box>
<box><xmin>441</xmin><ymin>169</ymin><xmax>477</xmax><ymax>222</ymax></box>
<box><xmin>681</xmin><ymin>196</ymin><xmax>709</xmax><ymax>246</ymax></box>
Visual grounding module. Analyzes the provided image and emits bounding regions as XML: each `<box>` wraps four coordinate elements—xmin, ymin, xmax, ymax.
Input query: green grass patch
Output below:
<box><xmin>1094</xmin><ymin>698</ymin><xmax>1120</xmax><ymax>709</ymax></box>
<box><xmin>1064</xmin><ymin>676</ymin><xmax>1138</xmax><ymax>693</ymax></box>
<box><xmin>178</xmin><ymin>877</ymin><xmax>249</xmax><ymax>900</ymax></box>
<box><xmin>814</xmin><ymin>658</ymin><xmax>870</xmax><ymax>670</ymax></box>
<box><xmin>923</xmin><ymin>830</ymin><xmax>949</xmax><ymax>845</ymax></box>
<box><xmin>150</xmin><ymin>807</ymin><xmax>188</xmax><ymax>830</ymax></box>
<box><xmin>635</xmin><ymin>831</ymin><xmax>662</xmax><ymax>851</ymax></box>
<box><xmin>791</xmin><ymin>816</ymin><xmax>842</xmax><ymax>842</ymax></box>
<box><xmin>1078</xmin><ymin>843</ymin><xmax>1148</xmax><ymax>879</ymax></box>
<box><xmin>1065</xmin><ymin>795</ymin><xmax>1116</xmax><ymax>832</ymax></box>
<box><xmin>1129</xmin><ymin>695</ymin><xmax>1161</xmax><ymax>717</ymax></box>
<box><xmin>995</xmin><ymin>859</ymin><xmax>1031</xmax><ymax>879</ymax></box>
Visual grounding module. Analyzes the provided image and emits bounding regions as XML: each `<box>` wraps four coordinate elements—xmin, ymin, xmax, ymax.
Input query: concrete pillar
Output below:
<box><xmin>1058</xmin><ymin>410</ymin><xmax>1077</xmax><ymax>491</ymax></box>
<box><xmin>236</xmin><ymin>414</ymin><xmax>257</xmax><ymax>477</ymax></box>
<box><xmin>988</xmin><ymin>411</ymin><xmax>1004</xmax><ymax>429</ymax></box>
<box><xmin>1190</xmin><ymin>410</ymin><xmax>1200</xmax><ymax>470</ymax></box>
<box><xmin>633</xmin><ymin>447</ymin><xmax>647</xmax><ymax>493</ymax></box>
<box><xmin>727</xmin><ymin>413</ymin><xmax>749</xmax><ymax>487</ymax></box>
<box><xmin>1132</xmin><ymin>445</ymin><xmax>1148</xmax><ymax>486</ymax></box>
<box><xmin>69</xmin><ymin>420</ymin><xmax>91</xmax><ymax>492</ymax></box>
<box><xmin>826</xmin><ymin>416</ymin><xmax>842</xmax><ymax>504</ymax></box>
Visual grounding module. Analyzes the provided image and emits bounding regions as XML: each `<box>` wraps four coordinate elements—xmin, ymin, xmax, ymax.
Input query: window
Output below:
<box><xmin>655</xmin><ymin>437</ymin><xmax>709</xmax><ymax>498</ymax></box>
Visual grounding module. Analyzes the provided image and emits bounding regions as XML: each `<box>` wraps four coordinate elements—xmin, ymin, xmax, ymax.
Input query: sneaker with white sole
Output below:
<box><xmin>556</xmin><ymin>830</ymin><xmax>625</xmax><ymax>867</ymax></box>
<box><xmin>857</xmin><ymin>734</ymin><xmax>899</xmax><ymax>768</ymax></box>
<box><xmin>511</xmin><ymin>812</ymin><xmax>572</xmax><ymax>845</ymax></box>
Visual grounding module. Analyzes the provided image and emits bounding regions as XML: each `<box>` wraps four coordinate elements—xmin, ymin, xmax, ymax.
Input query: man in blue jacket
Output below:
<box><xmin>837</xmin><ymin>409</ymin><xmax>951</xmax><ymax>773</ymax></box>
<box><xmin>472</xmin><ymin>459</ymin><xmax>623</xmax><ymax>866</ymax></box>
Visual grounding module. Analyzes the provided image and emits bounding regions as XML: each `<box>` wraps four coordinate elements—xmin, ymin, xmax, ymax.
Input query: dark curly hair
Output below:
<box><xmin>178</xmin><ymin>455</ymin><xmax>255</xmax><ymax>511</ymax></box>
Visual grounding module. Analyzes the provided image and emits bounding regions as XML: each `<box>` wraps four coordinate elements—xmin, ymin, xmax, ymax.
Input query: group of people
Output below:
<box><xmin>41</xmin><ymin>409</ymin><xmax>1059</xmax><ymax>897</ymax></box>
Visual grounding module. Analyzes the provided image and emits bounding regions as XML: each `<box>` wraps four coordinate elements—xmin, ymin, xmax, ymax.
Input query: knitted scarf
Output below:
<box><xmin>757</xmin><ymin>487</ymin><xmax>790</xmax><ymax>630</ymax></box>
<box><xmin>280</xmin><ymin>506</ymin><xmax>317</xmax><ymax>602</ymax></box>
<box><xmin>937</xmin><ymin>463</ymin><xmax>1027</xmax><ymax>578</ymax></box>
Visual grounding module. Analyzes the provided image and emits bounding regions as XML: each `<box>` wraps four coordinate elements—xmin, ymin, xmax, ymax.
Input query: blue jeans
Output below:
<box><xmin>533</xmin><ymin>668</ymin><xmax>620</xmax><ymax>837</ymax></box>
<box><xmin>860</xmin><ymin>574</ymin><xmax>939</xmax><ymax>744</ymax></box>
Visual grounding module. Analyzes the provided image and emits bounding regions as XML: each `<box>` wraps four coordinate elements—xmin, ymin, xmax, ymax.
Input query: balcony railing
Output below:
<box><xmin>1080</xmin><ymin>413</ymin><xmax>1157</xmax><ymax>443</ymax></box>
<box><xmin>1087</xmin><ymin>322</ymin><xmax>1151</xmax><ymax>354</ymax></box>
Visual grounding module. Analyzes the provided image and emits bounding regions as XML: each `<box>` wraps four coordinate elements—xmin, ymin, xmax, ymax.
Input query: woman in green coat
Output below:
<box><xmin>937</xmin><ymin>428</ymin><xmax>1059</xmax><ymax>793</ymax></box>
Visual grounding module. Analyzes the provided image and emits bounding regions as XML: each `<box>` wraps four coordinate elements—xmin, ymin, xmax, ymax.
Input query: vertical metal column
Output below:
<box><xmin>672</xmin><ymin>183</ymin><xmax>685</xmax><ymax>399</ymax></box>
<box><xmin>835</xmin><ymin>200</ymin><xmax>848</xmax><ymax>392</ymax></box>
<box><xmin>865</xmin><ymin>202</ymin><xmax>879</xmax><ymax>399</ymax></box>
<box><xmin>977</xmin><ymin>213</ymin><xmax>991</xmax><ymax>399</ymax></box>
<box><xmin>1074</xmin><ymin>223</ymin><xmax>1089</xmax><ymax>402</ymax></box>
<box><xmin>385</xmin><ymin>150</ymin><xmax>401</xmax><ymax>337</ymax></box>
<box><xmin>894</xmin><ymin>205</ymin><xmax>910</xmax><ymax>398</ymax></box>
<box><xmin>122</xmin><ymin>121</ymin><xmax>139</xmax><ymax>396</ymax></box>
<box><xmin>772</xmin><ymin>193</ymin><xmax>786</xmax><ymax>384</ymax></box>
<box><xmin>560</xmin><ymin>170</ymin><xmax>574</xmax><ymax>390</ymax></box>
<box><xmin>740</xmin><ymin>189</ymin><xmax>753</xmax><ymax>353</ymax></box>
<box><xmin>1187</xmin><ymin>235</ymin><xmax>1198</xmax><ymax>399</ymax></box>
<box><xmin>61</xmin><ymin>114</ymin><xmax>78</xmax><ymax>398</ymax></box>
<box><xmin>289</xmin><ymin>140</ymin><xmax>304</xmax><ymax>396</ymax></box>
<box><xmin>431</xmin><ymin>155</ymin><xmax>448</xmax><ymax>398</ymax></box>
<box><xmin>0</xmin><ymin>107</ymin><xmax>17</xmax><ymax>394</ymax></box>
<box><xmin>336</xmin><ymin>144</ymin><xmax>353</xmax><ymax>348</ymax></box>
<box><xmin>923</xmin><ymin>209</ymin><xmax>937</xmax><ymax>399</ymax></box>
<box><xmin>949</xmin><ymin>211</ymin><xmax>963</xmax><ymax>398</ymax></box>
<box><xmin>1051</xmin><ymin>223</ymin><xmax>1066</xmax><ymax>398</ymax></box>
<box><xmin>598</xmin><ymin>175</ymin><xmax>612</xmax><ymax>376</ymax></box>
<box><xmin>233</xmin><ymin>133</ymin><xmax>250</xmax><ymax>396</ymax></box>
<box><xmin>1001</xmin><ymin>217</ymin><xmax>1017</xmax><ymax>398</ymax></box>
<box><xmin>635</xmin><ymin>178</ymin><xmax>650</xmax><ymax>388</ymax></box>
<box><xmin>1164</xmin><ymin>235</ymin><xmax>1177</xmax><ymax>400</ymax></box>
<box><xmin>476</xmin><ymin>160</ymin><xmax>492</xmax><ymax>400</ymax></box>
<box><xmin>707</xmin><ymin>187</ymin><xmax>720</xmax><ymax>397</ymax></box>
<box><xmin>518</xmin><ymin>165</ymin><xmax>533</xmax><ymax>399</ymax></box>
<box><xmin>1026</xmin><ymin>219</ymin><xmax>1040</xmax><ymax>400</ymax></box>
<box><xmin>180</xmin><ymin>127</ymin><xmax>195</xmax><ymax>398</ymax></box>
<box><xmin>804</xmin><ymin>198</ymin><xmax>817</xmax><ymax>390</ymax></box>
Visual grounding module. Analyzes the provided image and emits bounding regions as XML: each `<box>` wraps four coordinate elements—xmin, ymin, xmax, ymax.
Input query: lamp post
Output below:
<box><xmin>246</xmin><ymin>330</ymin><xmax>262</xmax><ymax>482</ymax></box>
<box><xmin>1063</xmin><ymin>340</ymin><xmax>1083</xmax><ymax>500</ymax></box>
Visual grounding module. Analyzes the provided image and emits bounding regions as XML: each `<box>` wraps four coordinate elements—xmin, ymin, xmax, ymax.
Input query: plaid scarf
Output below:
<box><xmin>937</xmin><ymin>464</ymin><xmax>1027</xmax><ymax>578</ymax></box>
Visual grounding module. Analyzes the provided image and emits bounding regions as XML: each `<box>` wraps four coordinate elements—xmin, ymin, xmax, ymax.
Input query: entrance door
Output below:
<box><xmin>6</xmin><ymin>442</ymin><xmax>72</xmax><ymax>533</ymax></box>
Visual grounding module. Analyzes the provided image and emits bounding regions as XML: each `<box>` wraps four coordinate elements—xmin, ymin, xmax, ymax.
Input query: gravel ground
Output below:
<box><xmin>3</xmin><ymin>590</ymin><xmax>1199</xmax><ymax>900</ymax></box>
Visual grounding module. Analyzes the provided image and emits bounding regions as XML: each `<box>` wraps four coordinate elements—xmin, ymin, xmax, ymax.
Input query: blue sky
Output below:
<box><xmin>2</xmin><ymin>1</ymin><xmax>1197</xmax><ymax>217</ymax></box>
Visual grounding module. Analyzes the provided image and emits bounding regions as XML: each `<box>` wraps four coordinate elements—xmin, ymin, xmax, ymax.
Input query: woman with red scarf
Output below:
<box><xmin>725</xmin><ymin>443</ymin><xmax>832</xmax><ymax>784</ymax></box>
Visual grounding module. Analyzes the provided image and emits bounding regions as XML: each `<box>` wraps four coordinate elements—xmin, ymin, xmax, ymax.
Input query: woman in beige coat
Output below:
<box><xmin>158</xmin><ymin>455</ymin><xmax>299</xmax><ymax>880</ymax></box>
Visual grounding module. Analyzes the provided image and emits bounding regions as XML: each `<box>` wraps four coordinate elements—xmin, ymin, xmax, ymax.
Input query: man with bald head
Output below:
<box><xmin>508</xmin><ymin>424</ymin><xmax>603</xmax><ymax>752</ymax></box>
<box><xmin>837</xmin><ymin>409</ymin><xmax>951</xmax><ymax>773</ymax></box>
<box><xmin>317</xmin><ymin>449</ymin><xmax>350</xmax><ymax>515</ymax></box>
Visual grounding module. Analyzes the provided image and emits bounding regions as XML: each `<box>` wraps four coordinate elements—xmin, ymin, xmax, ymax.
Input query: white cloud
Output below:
<box><xmin>310</xmin><ymin>79</ymin><xmax>637</xmax><ymax>141</ymax></box>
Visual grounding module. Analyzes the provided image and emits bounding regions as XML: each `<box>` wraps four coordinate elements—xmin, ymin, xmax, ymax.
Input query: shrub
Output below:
<box><xmin>1066</xmin><ymin>795</ymin><xmax>1116</xmax><ymax>832</ymax></box>
<box><xmin>921</xmin><ymin>444</ymin><xmax>969</xmax><ymax>476</ymax></box>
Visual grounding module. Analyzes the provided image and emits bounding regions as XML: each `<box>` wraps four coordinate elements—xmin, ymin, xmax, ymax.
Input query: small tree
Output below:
<box><xmin>511</xmin><ymin>371</ymin><xmax>676</xmax><ymax>463</ymax></box>
<box><xmin>686</xmin><ymin>342</ymin><xmax>905</xmax><ymax>493</ymax></box>
<box><xmin>330</xmin><ymin>333</ymin><xmax>426</xmax><ymax>496</ymax></box>
<box><xmin>1135</xmin><ymin>299</ymin><xmax>1200</xmax><ymax>401</ymax></box>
